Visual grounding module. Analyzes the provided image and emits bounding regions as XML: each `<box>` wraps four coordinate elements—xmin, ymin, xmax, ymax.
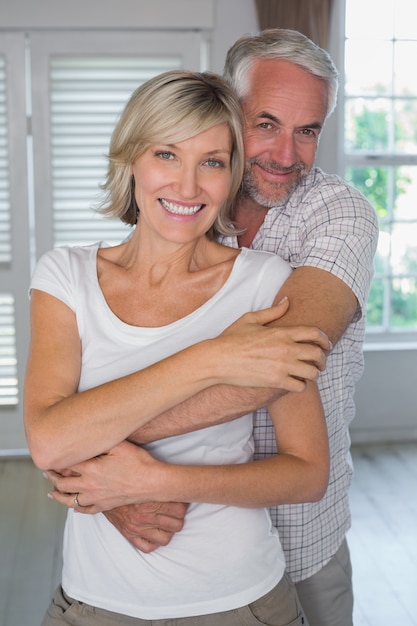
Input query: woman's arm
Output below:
<box><xmin>45</xmin><ymin>379</ymin><xmax>329</xmax><ymax>512</ymax></box>
<box><xmin>24</xmin><ymin>290</ymin><xmax>327</xmax><ymax>470</ymax></box>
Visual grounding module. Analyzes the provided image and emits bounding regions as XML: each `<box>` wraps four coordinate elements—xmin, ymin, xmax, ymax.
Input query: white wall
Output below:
<box><xmin>0</xmin><ymin>0</ymin><xmax>259</xmax><ymax>61</ymax></box>
<box><xmin>210</xmin><ymin>0</ymin><xmax>258</xmax><ymax>72</ymax></box>
<box><xmin>1</xmin><ymin>0</ymin><xmax>416</xmax><ymax>444</ymax></box>
<box><xmin>353</xmin><ymin>348</ymin><xmax>417</xmax><ymax>444</ymax></box>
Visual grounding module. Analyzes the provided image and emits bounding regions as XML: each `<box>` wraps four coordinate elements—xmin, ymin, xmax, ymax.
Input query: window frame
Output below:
<box><xmin>337</xmin><ymin>0</ymin><xmax>417</xmax><ymax>345</ymax></box>
<box><xmin>0</xmin><ymin>33</ymin><xmax>31</xmax><ymax>452</ymax></box>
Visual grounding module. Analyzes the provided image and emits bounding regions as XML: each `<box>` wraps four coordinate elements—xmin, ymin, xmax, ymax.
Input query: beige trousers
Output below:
<box><xmin>41</xmin><ymin>571</ymin><xmax>306</xmax><ymax>626</ymax></box>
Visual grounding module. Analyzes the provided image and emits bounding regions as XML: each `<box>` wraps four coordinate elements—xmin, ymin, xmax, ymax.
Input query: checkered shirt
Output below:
<box><xmin>220</xmin><ymin>167</ymin><xmax>379</xmax><ymax>582</ymax></box>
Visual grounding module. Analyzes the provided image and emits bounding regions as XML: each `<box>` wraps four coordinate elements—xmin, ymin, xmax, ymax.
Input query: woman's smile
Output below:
<box><xmin>159</xmin><ymin>198</ymin><xmax>205</xmax><ymax>216</ymax></box>
<box><xmin>131</xmin><ymin>123</ymin><xmax>233</xmax><ymax>242</ymax></box>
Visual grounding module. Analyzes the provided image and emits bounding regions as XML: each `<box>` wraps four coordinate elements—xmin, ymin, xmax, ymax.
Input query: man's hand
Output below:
<box><xmin>44</xmin><ymin>439</ymin><xmax>189</xmax><ymax>552</ymax></box>
<box><xmin>104</xmin><ymin>501</ymin><xmax>189</xmax><ymax>553</ymax></box>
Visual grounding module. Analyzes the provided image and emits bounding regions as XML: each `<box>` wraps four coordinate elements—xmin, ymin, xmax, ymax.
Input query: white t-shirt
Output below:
<box><xmin>30</xmin><ymin>242</ymin><xmax>292</xmax><ymax>619</ymax></box>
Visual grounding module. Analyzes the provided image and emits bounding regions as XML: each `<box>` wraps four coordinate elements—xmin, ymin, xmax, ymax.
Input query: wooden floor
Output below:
<box><xmin>0</xmin><ymin>443</ymin><xmax>416</xmax><ymax>626</ymax></box>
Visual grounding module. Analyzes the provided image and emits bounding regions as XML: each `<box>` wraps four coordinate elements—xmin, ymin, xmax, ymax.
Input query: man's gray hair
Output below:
<box><xmin>224</xmin><ymin>28</ymin><xmax>339</xmax><ymax>118</ymax></box>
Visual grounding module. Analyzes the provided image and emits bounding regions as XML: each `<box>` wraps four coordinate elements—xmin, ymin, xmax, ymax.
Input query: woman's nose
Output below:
<box><xmin>176</xmin><ymin>166</ymin><xmax>200</xmax><ymax>198</ymax></box>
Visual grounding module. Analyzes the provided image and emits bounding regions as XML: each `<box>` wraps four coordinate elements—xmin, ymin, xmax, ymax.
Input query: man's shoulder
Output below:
<box><xmin>301</xmin><ymin>167</ymin><xmax>362</xmax><ymax>197</ymax></box>
<box><xmin>289</xmin><ymin>168</ymin><xmax>376</xmax><ymax>217</ymax></box>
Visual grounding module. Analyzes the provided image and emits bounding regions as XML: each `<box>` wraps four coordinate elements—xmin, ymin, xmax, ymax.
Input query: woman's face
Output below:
<box><xmin>131</xmin><ymin>123</ymin><xmax>233</xmax><ymax>245</ymax></box>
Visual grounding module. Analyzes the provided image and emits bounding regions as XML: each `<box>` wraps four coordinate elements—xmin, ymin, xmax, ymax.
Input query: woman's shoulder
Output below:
<box><xmin>32</xmin><ymin>243</ymin><xmax>102</xmax><ymax>292</ymax></box>
<box><xmin>239</xmin><ymin>247</ymin><xmax>291</xmax><ymax>273</ymax></box>
<box><xmin>30</xmin><ymin>243</ymin><xmax>105</xmax><ymax>311</ymax></box>
<box><xmin>36</xmin><ymin>242</ymin><xmax>101</xmax><ymax>271</ymax></box>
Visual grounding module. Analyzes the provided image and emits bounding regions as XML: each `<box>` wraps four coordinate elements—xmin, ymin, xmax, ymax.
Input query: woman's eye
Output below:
<box><xmin>205</xmin><ymin>158</ymin><xmax>224</xmax><ymax>168</ymax></box>
<box><xmin>156</xmin><ymin>151</ymin><xmax>174</xmax><ymax>160</ymax></box>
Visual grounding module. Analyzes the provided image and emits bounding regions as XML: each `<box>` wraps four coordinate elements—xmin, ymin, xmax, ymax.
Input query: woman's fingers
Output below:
<box><xmin>227</xmin><ymin>307</ymin><xmax>332</xmax><ymax>353</ymax></box>
<box><xmin>216</xmin><ymin>310</ymin><xmax>331</xmax><ymax>391</ymax></box>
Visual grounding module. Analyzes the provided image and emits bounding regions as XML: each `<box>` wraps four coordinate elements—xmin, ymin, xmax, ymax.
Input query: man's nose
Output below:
<box><xmin>270</xmin><ymin>132</ymin><xmax>297</xmax><ymax>167</ymax></box>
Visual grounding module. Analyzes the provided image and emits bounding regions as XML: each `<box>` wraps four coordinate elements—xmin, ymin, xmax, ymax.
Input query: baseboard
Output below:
<box><xmin>350</xmin><ymin>427</ymin><xmax>417</xmax><ymax>445</ymax></box>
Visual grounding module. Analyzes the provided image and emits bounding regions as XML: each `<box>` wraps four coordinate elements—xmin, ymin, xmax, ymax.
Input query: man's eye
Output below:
<box><xmin>259</xmin><ymin>122</ymin><xmax>272</xmax><ymax>129</ymax></box>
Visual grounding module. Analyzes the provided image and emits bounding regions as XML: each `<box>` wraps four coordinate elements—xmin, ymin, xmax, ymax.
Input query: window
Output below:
<box><xmin>0</xmin><ymin>30</ymin><xmax>206</xmax><ymax>450</ymax></box>
<box><xmin>344</xmin><ymin>0</ymin><xmax>417</xmax><ymax>338</ymax></box>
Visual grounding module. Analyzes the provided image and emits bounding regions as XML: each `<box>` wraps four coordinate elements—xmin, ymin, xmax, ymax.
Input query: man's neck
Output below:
<box><xmin>234</xmin><ymin>196</ymin><xmax>269</xmax><ymax>248</ymax></box>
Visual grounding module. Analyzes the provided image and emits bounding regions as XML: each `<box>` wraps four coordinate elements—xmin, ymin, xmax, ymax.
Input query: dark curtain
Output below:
<box><xmin>255</xmin><ymin>0</ymin><xmax>334</xmax><ymax>48</ymax></box>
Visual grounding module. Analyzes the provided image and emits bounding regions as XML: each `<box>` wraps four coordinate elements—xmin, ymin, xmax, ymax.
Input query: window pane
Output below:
<box><xmin>394</xmin><ymin>99</ymin><xmax>417</xmax><ymax>153</ymax></box>
<box><xmin>394</xmin><ymin>0</ymin><xmax>417</xmax><ymax>38</ymax></box>
<box><xmin>394</xmin><ymin>165</ymin><xmax>417</xmax><ymax>221</ymax></box>
<box><xmin>391</xmin><ymin>222</ymin><xmax>417</xmax><ymax>276</ymax></box>
<box><xmin>345</xmin><ymin>98</ymin><xmax>390</xmax><ymax>151</ymax></box>
<box><xmin>345</xmin><ymin>0</ymin><xmax>394</xmax><ymax>39</ymax></box>
<box><xmin>394</xmin><ymin>42</ymin><xmax>417</xmax><ymax>95</ymax></box>
<box><xmin>345</xmin><ymin>40</ymin><xmax>392</xmax><ymax>96</ymax></box>
<box><xmin>391</xmin><ymin>277</ymin><xmax>417</xmax><ymax>328</ymax></box>
<box><xmin>366</xmin><ymin>279</ymin><xmax>384</xmax><ymax>328</ymax></box>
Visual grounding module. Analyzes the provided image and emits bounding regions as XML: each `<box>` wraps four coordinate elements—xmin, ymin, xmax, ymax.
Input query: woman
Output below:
<box><xmin>25</xmin><ymin>70</ymin><xmax>329</xmax><ymax>625</ymax></box>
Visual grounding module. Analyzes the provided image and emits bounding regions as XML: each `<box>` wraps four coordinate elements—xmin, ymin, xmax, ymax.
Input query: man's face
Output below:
<box><xmin>241</xmin><ymin>58</ymin><xmax>328</xmax><ymax>208</ymax></box>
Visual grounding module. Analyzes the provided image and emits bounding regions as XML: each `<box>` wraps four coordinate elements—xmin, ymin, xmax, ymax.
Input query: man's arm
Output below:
<box><xmin>272</xmin><ymin>266</ymin><xmax>358</xmax><ymax>346</ymax></box>
<box><xmin>45</xmin><ymin>379</ymin><xmax>329</xmax><ymax>512</ymax></box>
<box><xmin>130</xmin><ymin>266</ymin><xmax>356</xmax><ymax>445</ymax></box>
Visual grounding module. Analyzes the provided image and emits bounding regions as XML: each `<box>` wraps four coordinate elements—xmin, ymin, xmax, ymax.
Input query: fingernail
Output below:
<box><xmin>277</xmin><ymin>296</ymin><xmax>288</xmax><ymax>304</ymax></box>
<box><xmin>47</xmin><ymin>492</ymin><xmax>54</xmax><ymax>500</ymax></box>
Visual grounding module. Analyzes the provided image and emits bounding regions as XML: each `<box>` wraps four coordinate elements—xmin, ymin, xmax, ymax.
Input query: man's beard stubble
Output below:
<box><xmin>241</xmin><ymin>158</ymin><xmax>306</xmax><ymax>209</ymax></box>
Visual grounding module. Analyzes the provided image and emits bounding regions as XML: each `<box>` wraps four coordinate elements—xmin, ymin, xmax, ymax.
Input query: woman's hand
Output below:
<box><xmin>44</xmin><ymin>440</ymin><xmax>165</xmax><ymax>514</ymax></box>
<box><xmin>213</xmin><ymin>301</ymin><xmax>331</xmax><ymax>392</ymax></box>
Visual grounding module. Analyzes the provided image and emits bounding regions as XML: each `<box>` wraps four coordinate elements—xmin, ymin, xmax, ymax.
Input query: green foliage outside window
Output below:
<box><xmin>345</xmin><ymin>106</ymin><xmax>417</xmax><ymax>331</ymax></box>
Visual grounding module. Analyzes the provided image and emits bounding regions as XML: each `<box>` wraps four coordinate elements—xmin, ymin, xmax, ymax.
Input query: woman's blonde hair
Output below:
<box><xmin>97</xmin><ymin>70</ymin><xmax>244</xmax><ymax>238</ymax></box>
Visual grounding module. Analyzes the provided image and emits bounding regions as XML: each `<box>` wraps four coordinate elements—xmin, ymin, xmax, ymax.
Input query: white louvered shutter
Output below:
<box><xmin>50</xmin><ymin>56</ymin><xmax>184</xmax><ymax>247</ymax></box>
<box><xmin>30</xmin><ymin>31</ymin><xmax>206</xmax><ymax>256</ymax></box>
<box><xmin>0</xmin><ymin>58</ymin><xmax>17</xmax><ymax>409</ymax></box>
<box><xmin>0</xmin><ymin>33</ymin><xmax>31</xmax><ymax>450</ymax></box>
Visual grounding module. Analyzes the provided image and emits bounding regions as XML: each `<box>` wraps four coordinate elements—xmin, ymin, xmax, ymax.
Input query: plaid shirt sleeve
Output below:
<box><xmin>288</xmin><ymin>171</ymin><xmax>379</xmax><ymax>313</ymax></box>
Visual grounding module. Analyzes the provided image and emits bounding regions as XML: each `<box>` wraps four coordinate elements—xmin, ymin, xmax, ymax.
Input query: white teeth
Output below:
<box><xmin>160</xmin><ymin>198</ymin><xmax>203</xmax><ymax>215</ymax></box>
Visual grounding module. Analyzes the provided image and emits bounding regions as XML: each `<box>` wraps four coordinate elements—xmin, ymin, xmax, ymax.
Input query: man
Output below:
<box><xmin>48</xmin><ymin>30</ymin><xmax>378</xmax><ymax>626</ymax></box>
<box><xmin>217</xmin><ymin>29</ymin><xmax>378</xmax><ymax>625</ymax></box>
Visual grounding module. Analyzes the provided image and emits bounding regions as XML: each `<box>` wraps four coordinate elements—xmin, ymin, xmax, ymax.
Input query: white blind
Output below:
<box><xmin>50</xmin><ymin>55</ymin><xmax>182</xmax><ymax>247</ymax></box>
<box><xmin>0</xmin><ymin>57</ymin><xmax>18</xmax><ymax>407</ymax></box>
<box><xmin>0</xmin><ymin>294</ymin><xmax>18</xmax><ymax>407</ymax></box>
<box><xmin>0</xmin><ymin>56</ymin><xmax>12</xmax><ymax>264</ymax></box>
